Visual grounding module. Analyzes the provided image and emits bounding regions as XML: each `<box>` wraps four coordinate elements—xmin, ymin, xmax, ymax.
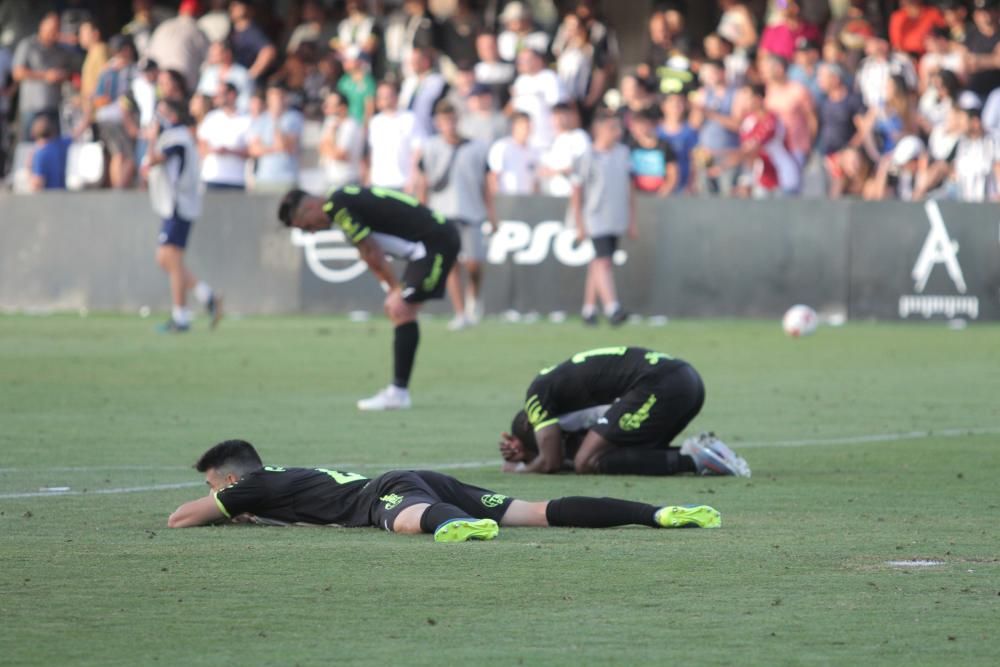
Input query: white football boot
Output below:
<box><xmin>357</xmin><ymin>385</ymin><xmax>412</xmax><ymax>411</ymax></box>
<box><xmin>680</xmin><ymin>432</ymin><xmax>751</xmax><ymax>477</ymax></box>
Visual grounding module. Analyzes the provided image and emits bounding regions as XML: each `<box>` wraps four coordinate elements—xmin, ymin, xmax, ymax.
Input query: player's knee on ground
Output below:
<box><xmin>573</xmin><ymin>453</ymin><xmax>602</xmax><ymax>475</ymax></box>
<box><xmin>391</xmin><ymin>504</ymin><xmax>428</xmax><ymax>534</ymax></box>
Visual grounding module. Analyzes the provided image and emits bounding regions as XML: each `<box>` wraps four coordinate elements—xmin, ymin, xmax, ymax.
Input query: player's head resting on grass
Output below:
<box><xmin>278</xmin><ymin>189</ymin><xmax>328</xmax><ymax>232</ymax></box>
<box><xmin>195</xmin><ymin>439</ymin><xmax>263</xmax><ymax>491</ymax></box>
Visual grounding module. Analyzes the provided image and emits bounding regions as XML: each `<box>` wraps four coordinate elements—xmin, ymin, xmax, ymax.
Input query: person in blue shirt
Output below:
<box><xmin>28</xmin><ymin>115</ymin><xmax>71</xmax><ymax>191</ymax></box>
<box><xmin>657</xmin><ymin>93</ymin><xmax>699</xmax><ymax>193</ymax></box>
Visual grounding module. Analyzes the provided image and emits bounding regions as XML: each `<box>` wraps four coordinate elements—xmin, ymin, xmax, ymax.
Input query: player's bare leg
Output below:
<box><xmin>445</xmin><ymin>266</ymin><xmax>467</xmax><ymax>330</ymax></box>
<box><xmin>571</xmin><ymin>430</ymin><xmax>616</xmax><ymax>474</ymax></box>
<box><xmin>463</xmin><ymin>259</ymin><xmax>483</xmax><ymax>324</ymax></box>
<box><xmin>155</xmin><ymin>245</ymin><xmax>220</xmax><ymax>331</ymax></box>
<box><xmin>581</xmin><ymin>262</ymin><xmax>599</xmax><ymax>324</ymax></box>
<box><xmin>592</xmin><ymin>257</ymin><xmax>625</xmax><ymax>324</ymax></box>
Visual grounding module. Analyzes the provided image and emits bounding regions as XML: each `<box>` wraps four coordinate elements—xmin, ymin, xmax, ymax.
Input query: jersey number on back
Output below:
<box><xmin>315</xmin><ymin>468</ymin><xmax>368</xmax><ymax>484</ymax></box>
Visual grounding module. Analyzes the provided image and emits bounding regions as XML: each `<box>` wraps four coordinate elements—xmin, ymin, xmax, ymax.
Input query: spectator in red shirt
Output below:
<box><xmin>732</xmin><ymin>84</ymin><xmax>802</xmax><ymax>197</ymax></box>
<box><xmin>759</xmin><ymin>1</ymin><xmax>821</xmax><ymax>61</ymax></box>
<box><xmin>889</xmin><ymin>0</ymin><xmax>945</xmax><ymax>58</ymax></box>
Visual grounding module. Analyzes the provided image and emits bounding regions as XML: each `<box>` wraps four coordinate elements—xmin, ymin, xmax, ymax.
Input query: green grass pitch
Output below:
<box><xmin>1</xmin><ymin>314</ymin><xmax>998</xmax><ymax>666</ymax></box>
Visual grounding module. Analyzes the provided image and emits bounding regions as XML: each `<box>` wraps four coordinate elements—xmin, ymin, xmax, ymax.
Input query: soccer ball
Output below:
<box><xmin>782</xmin><ymin>305</ymin><xmax>818</xmax><ymax>337</ymax></box>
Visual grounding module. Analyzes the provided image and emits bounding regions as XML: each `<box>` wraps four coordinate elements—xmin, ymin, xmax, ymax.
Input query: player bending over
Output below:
<box><xmin>279</xmin><ymin>186</ymin><xmax>460</xmax><ymax>410</ymax></box>
<box><xmin>500</xmin><ymin>346</ymin><xmax>750</xmax><ymax>476</ymax></box>
<box><xmin>167</xmin><ymin>440</ymin><xmax>722</xmax><ymax>541</ymax></box>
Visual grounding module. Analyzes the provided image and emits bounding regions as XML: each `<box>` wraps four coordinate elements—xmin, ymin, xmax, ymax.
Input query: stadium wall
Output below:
<box><xmin>1</xmin><ymin>193</ymin><xmax>997</xmax><ymax>321</ymax></box>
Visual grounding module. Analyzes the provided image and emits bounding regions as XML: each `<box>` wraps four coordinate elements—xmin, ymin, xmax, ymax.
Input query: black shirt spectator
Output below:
<box><xmin>817</xmin><ymin>63</ymin><xmax>866</xmax><ymax>155</ymax></box>
<box><xmin>439</xmin><ymin>0</ymin><xmax>481</xmax><ymax>67</ymax></box>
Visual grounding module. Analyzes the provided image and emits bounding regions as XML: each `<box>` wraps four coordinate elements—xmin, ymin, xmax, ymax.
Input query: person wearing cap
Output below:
<box><xmin>497</xmin><ymin>1</ymin><xmax>550</xmax><ymax>63</ymax></box>
<box><xmin>759</xmin><ymin>0</ymin><xmax>821</xmax><ymax>61</ymax></box>
<box><xmin>337</xmin><ymin>46</ymin><xmax>376</xmax><ymax>124</ymax></box>
<box><xmin>414</xmin><ymin>99</ymin><xmax>496</xmax><ymax>330</ymax></box>
<box><xmin>197</xmin><ymin>41</ymin><xmax>252</xmax><ymax>114</ymax></box>
<box><xmin>963</xmin><ymin>0</ymin><xmax>1000</xmax><ymax>97</ymax></box>
<box><xmin>510</xmin><ymin>48</ymin><xmax>565</xmax><ymax>149</ymax></box>
<box><xmin>889</xmin><ymin>0</ymin><xmax>945</xmax><ymax>58</ymax></box>
<box><xmin>952</xmin><ymin>91</ymin><xmax>1000</xmax><ymax>202</ymax></box>
<box><xmin>146</xmin><ymin>0</ymin><xmax>208</xmax><ymax>93</ymax></box>
<box><xmin>866</xmin><ymin>134</ymin><xmax>924</xmax><ymax>201</ymax></box>
<box><xmin>458</xmin><ymin>82</ymin><xmax>508</xmax><ymax>145</ymax></box>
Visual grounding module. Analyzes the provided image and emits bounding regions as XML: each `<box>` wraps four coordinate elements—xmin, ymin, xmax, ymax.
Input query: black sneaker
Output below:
<box><xmin>206</xmin><ymin>292</ymin><xmax>223</xmax><ymax>330</ymax></box>
<box><xmin>608</xmin><ymin>309</ymin><xmax>629</xmax><ymax>327</ymax></box>
<box><xmin>582</xmin><ymin>312</ymin><xmax>599</xmax><ymax>326</ymax></box>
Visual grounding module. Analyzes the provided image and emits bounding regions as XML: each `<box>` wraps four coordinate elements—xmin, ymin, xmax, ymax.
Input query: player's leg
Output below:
<box><xmin>375</xmin><ymin>472</ymin><xmax>498</xmax><ymax>542</ymax></box>
<box><xmin>445</xmin><ymin>264</ymin><xmax>467</xmax><ymax>330</ymax></box>
<box><xmin>590</xmin><ymin>236</ymin><xmax>625</xmax><ymax>324</ymax></box>
<box><xmin>461</xmin><ymin>222</ymin><xmax>487</xmax><ymax>324</ymax></box>
<box><xmin>571</xmin><ymin>430</ymin><xmax>616</xmax><ymax>474</ymax></box>
<box><xmin>500</xmin><ymin>498</ymin><xmax>720</xmax><ymax>529</ymax></box>
<box><xmin>155</xmin><ymin>217</ymin><xmax>221</xmax><ymax>331</ymax></box>
<box><xmin>581</xmin><ymin>260</ymin><xmax>599</xmax><ymax>324</ymax></box>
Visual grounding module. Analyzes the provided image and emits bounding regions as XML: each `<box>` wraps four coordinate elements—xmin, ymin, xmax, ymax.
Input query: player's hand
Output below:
<box><xmin>501</xmin><ymin>460</ymin><xmax>526</xmax><ymax>473</ymax></box>
<box><xmin>499</xmin><ymin>432</ymin><xmax>526</xmax><ymax>462</ymax></box>
<box><xmin>44</xmin><ymin>68</ymin><xmax>67</xmax><ymax>84</ymax></box>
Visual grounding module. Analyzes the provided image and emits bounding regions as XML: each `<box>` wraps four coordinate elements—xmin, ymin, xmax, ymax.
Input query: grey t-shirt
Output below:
<box><xmin>12</xmin><ymin>36</ymin><xmax>71</xmax><ymax>114</ymax></box>
<box><xmin>420</xmin><ymin>136</ymin><xmax>490</xmax><ymax>223</ymax></box>
<box><xmin>573</xmin><ymin>143</ymin><xmax>632</xmax><ymax>237</ymax></box>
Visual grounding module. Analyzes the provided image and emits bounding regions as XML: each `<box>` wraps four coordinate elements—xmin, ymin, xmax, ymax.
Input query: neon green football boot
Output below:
<box><xmin>654</xmin><ymin>505</ymin><xmax>722</xmax><ymax>529</ymax></box>
<box><xmin>433</xmin><ymin>518</ymin><xmax>500</xmax><ymax>543</ymax></box>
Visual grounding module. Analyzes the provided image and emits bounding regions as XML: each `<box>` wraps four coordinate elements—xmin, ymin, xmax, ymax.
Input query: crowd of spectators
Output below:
<box><xmin>1</xmin><ymin>0</ymin><xmax>998</xmax><ymax>202</ymax></box>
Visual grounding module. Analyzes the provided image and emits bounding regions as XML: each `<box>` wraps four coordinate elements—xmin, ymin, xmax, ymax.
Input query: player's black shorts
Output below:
<box><xmin>401</xmin><ymin>223</ymin><xmax>461</xmax><ymax>303</ymax></box>
<box><xmin>590</xmin><ymin>362</ymin><xmax>705</xmax><ymax>448</ymax></box>
<box><xmin>591</xmin><ymin>235</ymin><xmax>619</xmax><ymax>259</ymax></box>
<box><xmin>365</xmin><ymin>470</ymin><xmax>514</xmax><ymax>531</ymax></box>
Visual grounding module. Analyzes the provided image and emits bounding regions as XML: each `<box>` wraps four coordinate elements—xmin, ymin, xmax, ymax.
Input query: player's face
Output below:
<box><xmin>292</xmin><ymin>198</ymin><xmax>330</xmax><ymax>233</ymax></box>
<box><xmin>205</xmin><ymin>468</ymin><xmax>235</xmax><ymax>494</ymax></box>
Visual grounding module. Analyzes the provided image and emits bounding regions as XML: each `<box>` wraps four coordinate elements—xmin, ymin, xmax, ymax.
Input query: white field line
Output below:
<box><xmin>1</xmin><ymin>427</ymin><xmax>997</xmax><ymax>500</ymax></box>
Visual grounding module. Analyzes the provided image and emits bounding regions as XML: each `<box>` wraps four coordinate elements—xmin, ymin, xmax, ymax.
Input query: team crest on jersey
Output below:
<box><xmin>481</xmin><ymin>494</ymin><xmax>508</xmax><ymax>508</ymax></box>
<box><xmin>619</xmin><ymin>394</ymin><xmax>657</xmax><ymax>431</ymax></box>
<box><xmin>380</xmin><ymin>493</ymin><xmax>404</xmax><ymax>510</ymax></box>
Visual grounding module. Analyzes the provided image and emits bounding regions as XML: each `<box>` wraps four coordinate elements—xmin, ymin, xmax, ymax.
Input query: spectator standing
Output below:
<box><xmin>638</xmin><ymin>11</ymin><xmax>673</xmax><ymax>83</ymax></box>
<box><xmin>658</xmin><ymin>93</ymin><xmax>699</xmax><ymax>194</ymax></box>
<box><xmin>855</xmin><ymin>36</ymin><xmax>917</xmax><ymax>113</ymax></box>
<box><xmin>759</xmin><ymin>1</ymin><xmax>822</xmax><ymax>61</ymax></box>
<box><xmin>458</xmin><ymin>84</ymin><xmax>508</xmax><ymax>145</ymax></box>
<box><xmin>571</xmin><ymin>111</ymin><xmax>634</xmax><ymax>327</ymax></box>
<box><xmin>399</xmin><ymin>47</ymin><xmax>448</xmax><ymax>139</ymax></box>
<box><xmin>130</xmin><ymin>58</ymin><xmax>159</xmax><ymax>166</ymax></box>
<box><xmin>497</xmin><ymin>2</ymin><xmax>550</xmax><ymax>63</ymax></box>
<box><xmin>28</xmin><ymin>115</ymin><xmax>71</xmax><ymax>191</ymax></box>
<box><xmin>143</xmin><ymin>98</ymin><xmax>220</xmax><ymax>333</ymax></box>
<box><xmin>554</xmin><ymin>14</ymin><xmax>595</xmax><ymax>107</ymax></box>
<box><xmin>367</xmin><ymin>82</ymin><xmax>418</xmax><ymax>191</ymax></box>
<box><xmin>229</xmin><ymin>0</ymin><xmax>277</xmax><ymax>84</ymax></box>
<box><xmin>334</xmin><ymin>0</ymin><xmax>381</xmax><ymax>62</ymax></box>
<box><xmin>539</xmin><ymin>103</ymin><xmax>590</xmax><ymax>197</ymax></box>
<box><xmin>247</xmin><ymin>84</ymin><xmax>303</xmax><ymax>190</ymax></box>
<box><xmin>825</xmin><ymin>0</ymin><xmax>877</xmax><ymax>72</ymax></box>
<box><xmin>983</xmin><ymin>86</ymin><xmax>1000</xmax><ymax>138</ymax></box>
<box><xmin>789</xmin><ymin>38</ymin><xmax>823</xmax><ymax>103</ymax></box>
<box><xmin>918</xmin><ymin>69</ymin><xmax>961</xmax><ymax>132</ymax></box>
<box><xmin>964</xmin><ymin>0</ymin><xmax>1000</xmax><ymax>98</ymax></box>
<box><xmin>197</xmin><ymin>41</ymin><xmax>252</xmax><ymax>113</ymax></box>
<box><xmin>474</xmin><ymin>32</ymin><xmax>515</xmax><ymax>107</ymax></box>
<box><xmin>12</xmin><ymin>12</ymin><xmax>72</xmax><ymax>140</ymax></box>
<box><xmin>121</xmin><ymin>0</ymin><xmax>161</xmax><ymax>60</ymax></box>
<box><xmin>415</xmin><ymin>100</ymin><xmax>495</xmax><ymax>330</ymax></box>
<box><xmin>89</xmin><ymin>36</ymin><xmax>139</xmax><ymax>189</ymax></box>
<box><xmin>704</xmin><ymin>32</ymin><xmax>749</xmax><ymax>87</ymax></box>
<box><xmin>197</xmin><ymin>82</ymin><xmax>251</xmax><ymax>190</ymax></box>
<box><xmin>146</xmin><ymin>0</ymin><xmax>209</xmax><ymax>93</ymax></box>
<box><xmin>734</xmin><ymin>83</ymin><xmax>802</xmax><ymax>198</ymax></box>
<box><xmin>440</xmin><ymin>0</ymin><xmax>481</xmax><ymax>70</ymax></box>
<box><xmin>860</xmin><ymin>74</ymin><xmax>917</xmax><ymax>159</ymax></box>
<box><xmin>952</xmin><ymin>92</ymin><xmax>999</xmax><ymax>202</ymax></box>
<box><xmin>763</xmin><ymin>54</ymin><xmax>817</xmax><ymax>166</ymax></box>
<box><xmin>287</xmin><ymin>1</ymin><xmax>337</xmax><ymax>56</ymax></box>
<box><xmin>197</xmin><ymin>0</ymin><xmax>231</xmax><ymax>44</ymax></box>
<box><xmin>919</xmin><ymin>26</ymin><xmax>965</xmax><ymax>90</ymax></box>
<box><xmin>487</xmin><ymin>112</ymin><xmax>538</xmax><ymax>194</ymax></box>
<box><xmin>384</xmin><ymin>0</ymin><xmax>439</xmax><ymax>76</ymax></box>
<box><xmin>78</xmin><ymin>19</ymin><xmax>109</xmax><ymax>105</ymax></box>
<box><xmin>627</xmin><ymin>107</ymin><xmax>677</xmax><ymax>197</ymax></box>
<box><xmin>318</xmin><ymin>90</ymin><xmax>364</xmax><ymax>190</ymax></box>
<box><xmin>553</xmin><ymin>0</ymin><xmax>618</xmax><ymax>114</ymax></box>
<box><xmin>510</xmin><ymin>48</ymin><xmax>564</xmax><ymax>149</ymax></box>
<box><xmin>816</xmin><ymin>63</ymin><xmax>866</xmax><ymax>158</ymax></box>
<box><xmin>445</xmin><ymin>62</ymin><xmax>477</xmax><ymax>117</ymax></box>
<box><xmin>689</xmin><ymin>59</ymin><xmax>741</xmax><ymax>195</ymax></box>
<box><xmin>889</xmin><ymin>0</ymin><xmax>945</xmax><ymax>58</ymax></box>
<box><xmin>337</xmin><ymin>47</ymin><xmax>376</xmax><ymax>124</ymax></box>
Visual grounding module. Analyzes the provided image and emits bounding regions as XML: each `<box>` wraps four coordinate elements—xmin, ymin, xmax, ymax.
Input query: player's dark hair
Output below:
<box><xmin>195</xmin><ymin>440</ymin><xmax>263</xmax><ymax>474</ymax></box>
<box><xmin>278</xmin><ymin>189</ymin><xmax>309</xmax><ymax>226</ymax></box>
<box><xmin>511</xmin><ymin>410</ymin><xmax>539</xmax><ymax>454</ymax></box>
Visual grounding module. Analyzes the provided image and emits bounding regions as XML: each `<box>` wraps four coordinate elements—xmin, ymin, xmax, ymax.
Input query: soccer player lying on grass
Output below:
<box><xmin>499</xmin><ymin>346</ymin><xmax>751</xmax><ymax>477</ymax></box>
<box><xmin>166</xmin><ymin>440</ymin><xmax>722</xmax><ymax>541</ymax></box>
<box><xmin>278</xmin><ymin>186</ymin><xmax>460</xmax><ymax>411</ymax></box>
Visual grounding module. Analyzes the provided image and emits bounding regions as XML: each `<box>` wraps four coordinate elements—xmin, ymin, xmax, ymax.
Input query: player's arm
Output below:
<box><xmin>513</xmin><ymin>424</ymin><xmax>564</xmax><ymax>474</ymax></box>
<box><xmin>167</xmin><ymin>494</ymin><xmax>226</xmax><ymax>528</ymax></box>
<box><xmin>355</xmin><ymin>235</ymin><xmax>399</xmax><ymax>291</ymax></box>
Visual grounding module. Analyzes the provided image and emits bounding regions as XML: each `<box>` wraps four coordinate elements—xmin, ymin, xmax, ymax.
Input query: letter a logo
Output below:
<box><xmin>912</xmin><ymin>201</ymin><xmax>967</xmax><ymax>294</ymax></box>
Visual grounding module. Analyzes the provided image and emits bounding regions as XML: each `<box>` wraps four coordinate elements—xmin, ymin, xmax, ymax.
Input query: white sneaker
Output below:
<box><xmin>357</xmin><ymin>385</ymin><xmax>412</xmax><ymax>411</ymax></box>
<box><xmin>447</xmin><ymin>315</ymin><xmax>468</xmax><ymax>331</ymax></box>
<box><xmin>464</xmin><ymin>295</ymin><xmax>483</xmax><ymax>325</ymax></box>
<box><xmin>680</xmin><ymin>432</ymin><xmax>751</xmax><ymax>478</ymax></box>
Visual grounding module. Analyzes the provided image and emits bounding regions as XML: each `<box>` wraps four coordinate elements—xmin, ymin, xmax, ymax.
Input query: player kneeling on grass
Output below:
<box><xmin>500</xmin><ymin>346</ymin><xmax>751</xmax><ymax>477</ymax></box>
<box><xmin>279</xmin><ymin>186</ymin><xmax>460</xmax><ymax>411</ymax></box>
<box><xmin>167</xmin><ymin>440</ymin><xmax>722</xmax><ymax>540</ymax></box>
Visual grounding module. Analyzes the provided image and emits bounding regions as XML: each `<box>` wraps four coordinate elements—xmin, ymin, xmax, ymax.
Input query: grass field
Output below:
<box><xmin>1</xmin><ymin>313</ymin><xmax>998</xmax><ymax>666</ymax></box>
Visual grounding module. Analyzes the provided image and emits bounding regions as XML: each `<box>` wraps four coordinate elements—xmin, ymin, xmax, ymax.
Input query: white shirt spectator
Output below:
<box><xmin>248</xmin><ymin>110</ymin><xmax>304</xmax><ymax>187</ymax></box>
<box><xmin>197</xmin><ymin>10</ymin><xmax>231</xmax><ymax>44</ymax></box>
<box><xmin>556</xmin><ymin>46</ymin><xmax>592</xmax><ymax>103</ymax></box>
<box><xmin>498</xmin><ymin>29</ymin><xmax>550</xmax><ymax>63</ymax></box>
<box><xmin>368</xmin><ymin>110</ymin><xmax>418</xmax><ymax>189</ymax></box>
<box><xmin>131</xmin><ymin>74</ymin><xmax>158</xmax><ymax>127</ymax></box>
<box><xmin>198</xmin><ymin>108</ymin><xmax>251</xmax><ymax>187</ymax></box>
<box><xmin>511</xmin><ymin>68</ymin><xmax>564</xmax><ymax>149</ymax></box>
<box><xmin>321</xmin><ymin>115</ymin><xmax>364</xmax><ymax>189</ymax></box>
<box><xmin>399</xmin><ymin>71</ymin><xmax>447</xmax><ymax>139</ymax></box>
<box><xmin>197</xmin><ymin>64</ymin><xmax>253</xmax><ymax>112</ymax></box>
<box><xmin>855</xmin><ymin>53</ymin><xmax>917</xmax><ymax>111</ymax></box>
<box><xmin>953</xmin><ymin>133</ymin><xmax>998</xmax><ymax>202</ymax></box>
<box><xmin>146</xmin><ymin>14</ymin><xmax>209</xmax><ymax>92</ymax></box>
<box><xmin>983</xmin><ymin>88</ymin><xmax>1000</xmax><ymax>140</ymax></box>
<box><xmin>488</xmin><ymin>137</ymin><xmax>538</xmax><ymax>194</ymax></box>
<box><xmin>541</xmin><ymin>128</ymin><xmax>590</xmax><ymax>197</ymax></box>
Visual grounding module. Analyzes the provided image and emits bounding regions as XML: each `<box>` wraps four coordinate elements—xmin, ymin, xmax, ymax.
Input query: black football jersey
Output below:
<box><xmin>324</xmin><ymin>186</ymin><xmax>449</xmax><ymax>246</ymax></box>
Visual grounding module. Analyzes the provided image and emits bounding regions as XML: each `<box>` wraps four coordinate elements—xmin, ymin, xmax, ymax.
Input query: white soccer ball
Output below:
<box><xmin>782</xmin><ymin>305</ymin><xmax>818</xmax><ymax>337</ymax></box>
